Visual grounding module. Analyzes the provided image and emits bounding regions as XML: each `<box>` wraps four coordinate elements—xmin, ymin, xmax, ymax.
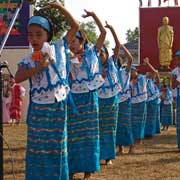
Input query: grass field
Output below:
<box><xmin>3</xmin><ymin>123</ymin><xmax>180</xmax><ymax>180</ymax></box>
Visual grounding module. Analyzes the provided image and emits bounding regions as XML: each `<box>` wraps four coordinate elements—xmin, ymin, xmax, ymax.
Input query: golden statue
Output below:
<box><xmin>157</xmin><ymin>16</ymin><xmax>174</xmax><ymax>70</ymax></box>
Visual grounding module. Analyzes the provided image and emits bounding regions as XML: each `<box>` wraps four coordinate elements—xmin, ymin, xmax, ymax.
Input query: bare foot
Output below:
<box><xmin>69</xmin><ymin>173</ymin><xmax>75</xmax><ymax>180</ymax></box>
<box><xmin>116</xmin><ymin>146</ymin><xmax>124</xmax><ymax>156</ymax></box>
<box><xmin>128</xmin><ymin>145</ymin><xmax>135</xmax><ymax>154</ymax></box>
<box><xmin>84</xmin><ymin>172</ymin><xmax>91</xmax><ymax>180</ymax></box>
<box><xmin>106</xmin><ymin>160</ymin><xmax>113</xmax><ymax>165</ymax></box>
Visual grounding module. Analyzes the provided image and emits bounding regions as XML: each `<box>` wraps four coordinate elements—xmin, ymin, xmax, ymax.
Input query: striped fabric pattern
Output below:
<box><xmin>131</xmin><ymin>101</ymin><xmax>147</xmax><ymax>140</ymax></box>
<box><xmin>161</xmin><ymin>103</ymin><xmax>173</xmax><ymax>126</ymax></box>
<box><xmin>68</xmin><ymin>91</ymin><xmax>100</xmax><ymax>173</ymax></box>
<box><xmin>116</xmin><ymin>99</ymin><xmax>134</xmax><ymax>146</ymax></box>
<box><xmin>176</xmin><ymin>105</ymin><xmax>180</xmax><ymax>149</ymax></box>
<box><xmin>26</xmin><ymin>100</ymin><xmax>68</xmax><ymax>180</ymax></box>
<box><xmin>145</xmin><ymin>98</ymin><xmax>158</xmax><ymax>137</ymax></box>
<box><xmin>99</xmin><ymin>96</ymin><xmax>119</xmax><ymax>160</ymax></box>
<box><xmin>156</xmin><ymin>103</ymin><xmax>161</xmax><ymax>134</ymax></box>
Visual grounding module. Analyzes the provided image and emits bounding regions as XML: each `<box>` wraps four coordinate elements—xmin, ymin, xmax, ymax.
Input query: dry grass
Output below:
<box><xmin>3</xmin><ymin>124</ymin><xmax>180</xmax><ymax>180</ymax></box>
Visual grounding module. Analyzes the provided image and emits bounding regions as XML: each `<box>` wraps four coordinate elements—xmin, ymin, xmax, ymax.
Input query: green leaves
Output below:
<box><xmin>80</xmin><ymin>21</ymin><xmax>109</xmax><ymax>47</ymax></box>
<box><xmin>126</xmin><ymin>27</ymin><xmax>139</xmax><ymax>43</ymax></box>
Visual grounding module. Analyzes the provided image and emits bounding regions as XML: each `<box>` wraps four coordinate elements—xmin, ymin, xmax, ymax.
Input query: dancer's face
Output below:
<box><xmin>130</xmin><ymin>70</ymin><xmax>138</xmax><ymax>80</ymax></box>
<box><xmin>69</xmin><ymin>37</ymin><xmax>84</xmax><ymax>54</ymax></box>
<box><xmin>100</xmin><ymin>50</ymin><xmax>108</xmax><ymax>65</ymax></box>
<box><xmin>175</xmin><ymin>55</ymin><xmax>180</xmax><ymax>66</ymax></box>
<box><xmin>28</xmin><ymin>25</ymin><xmax>48</xmax><ymax>51</ymax></box>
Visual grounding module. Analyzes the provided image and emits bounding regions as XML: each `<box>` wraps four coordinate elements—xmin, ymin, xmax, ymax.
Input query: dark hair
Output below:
<box><xmin>101</xmin><ymin>45</ymin><xmax>109</xmax><ymax>57</ymax></box>
<box><xmin>117</xmin><ymin>55</ymin><xmax>123</xmax><ymax>68</ymax></box>
<box><xmin>44</xmin><ymin>19</ymin><xmax>53</xmax><ymax>42</ymax></box>
<box><xmin>76</xmin><ymin>30</ymin><xmax>89</xmax><ymax>48</ymax></box>
<box><xmin>175</xmin><ymin>50</ymin><xmax>180</xmax><ymax>56</ymax></box>
<box><xmin>160</xmin><ymin>82</ymin><xmax>168</xmax><ymax>89</ymax></box>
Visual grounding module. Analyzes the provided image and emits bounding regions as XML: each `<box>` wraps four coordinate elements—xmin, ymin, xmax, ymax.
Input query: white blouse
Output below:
<box><xmin>19</xmin><ymin>39</ymin><xmax>69</xmax><ymax>104</ymax></box>
<box><xmin>146</xmin><ymin>78</ymin><xmax>159</xmax><ymax>102</ymax></box>
<box><xmin>118</xmin><ymin>67</ymin><xmax>131</xmax><ymax>103</ymax></box>
<box><xmin>70</xmin><ymin>45</ymin><xmax>104</xmax><ymax>94</ymax></box>
<box><xmin>130</xmin><ymin>74</ymin><xmax>147</xmax><ymax>104</ymax></box>
<box><xmin>98</xmin><ymin>56</ymin><xmax>121</xmax><ymax>99</ymax></box>
<box><xmin>172</xmin><ymin>66</ymin><xmax>180</xmax><ymax>98</ymax></box>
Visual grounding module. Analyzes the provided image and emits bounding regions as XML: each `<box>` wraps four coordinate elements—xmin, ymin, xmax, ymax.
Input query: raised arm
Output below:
<box><xmin>144</xmin><ymin>57</ymin><xmax>160</xmax><ymax>85</ymax></box>
<box><xmin>104</xmin><ymin>21</ymin><xmax>120</xmax><ymax>59</ymax></box>
<box><xmin>144</xmin><ymin>57</ymin><xmax>158</xmax><ymax>74</ymax></box>
<box><xmin>155</xmin><ymin>70</ymin><xmax>160</xmax><ymax>87</ymax></box>
<box><xmin>82</xmin><ymin>9</ymin><xmax>106</xmax><ymax>52</ymax></box>
<box><xmin>47</xmin><ymin>0</ymin><xmax>79</xmax><ymax>45</ymax></box>
<box><xmin>121</xmin><ymin>45</ymin><xmax>133</xmax><ymax>72</ymax></box>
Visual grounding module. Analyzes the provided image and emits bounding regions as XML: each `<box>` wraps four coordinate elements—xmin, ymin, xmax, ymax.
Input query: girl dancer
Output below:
<box><xmin>68</xmin><ymin>10</ymin><xmax>106</xmax><ymax>180</ymax></box>
<box><xmin>15</xmin><ymin>1</ymin><xmax>79</xmax><ymax>179</ymax></box>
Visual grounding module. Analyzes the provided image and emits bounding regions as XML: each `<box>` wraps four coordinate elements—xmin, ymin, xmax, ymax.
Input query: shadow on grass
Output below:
<box><xmin>157</xmin><ymin>156</ymin><xmax>180</xmax><ymax>164</ymax></box>
<box><xmin>4</xmin><ymin>169</ymin><xmax>25</xmax><ymax>175</ymax></box>
<box><xmin>130</xmin><ymin>149</ymin><xmax>179</xmax><ymax>156</ymax></box>
<box><xmin>3</xmin><ymin>147</ymin><xmax>26</xmax><ymax>151</ymax></box>
<box><xmin>123</xmin><ymin>154</ymin><xmax>180</xmax><ymax>167</ymax></box>
<box><xmin>144</xmin><ymin>134</ymin><xmax>177</xmax><ymax>145</ymax></box>
<box><xmin>4</xmin><ymin>158</ymin><xmax>25</xmax><ymax>164</ymax></box>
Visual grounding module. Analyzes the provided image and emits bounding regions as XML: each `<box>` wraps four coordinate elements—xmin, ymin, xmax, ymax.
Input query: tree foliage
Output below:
<box><xmin>126</xmin><ymin>27</ymin><xmax>139</xmax><ymax>43</ymax></box>
<box><xmin>80</xmin><ymin>21</ymin><xmax>97</xmax><ymax>44</ymax></box>
<box><xmin>33</xmin><ymin>0</ymin><xmax>109</xmax><ymax>46</ymax></box>
<box><xmin>80</xmin><ymin>21</ymin><xmax>109</xmax><ymax>47</ymax></box>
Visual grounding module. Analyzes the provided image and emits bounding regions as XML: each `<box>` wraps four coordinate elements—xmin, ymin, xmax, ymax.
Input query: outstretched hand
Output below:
<box><xmin>43</xmin><ymin>0</ymin><xmax>62</xmax><ymax>9</ymax></box>
<box><xmin>154</xmin><ymin>69</ymin><xmax>159</xmax><ymax>74</ymax></box>
<box><xmin>143</xmin><ymin>57</ymin><xmax>149</xmax><ymax>64</ymax></box>
<box><xmin>104</xmin><ymin>21</ymin><xmax>112</xmax><ymax>29</ymax></box>
<box><xmin>39</xmin><ymin>52</ymin><xmax>51</xmax><ymax>70</ymax></box>
<box><xmin>82</xmin><ymin>9</ymin><xmax>94</xmax><ymax>18</ymax></box>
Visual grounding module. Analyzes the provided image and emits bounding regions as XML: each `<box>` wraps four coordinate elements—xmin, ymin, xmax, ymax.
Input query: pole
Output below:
<box><xmin>0</xmin><ymin>62</ymin><xmax>9</xmax><ymax>180</ymax></box>
<box><xmin>0</xmin><ymin>1</ymin><xmax>24</xmax><ymax>179</ymax></box>
<box><xmin>0</xmin><ymin>64</ymin><xmax>3</xmax><ymax>180</ymax></box>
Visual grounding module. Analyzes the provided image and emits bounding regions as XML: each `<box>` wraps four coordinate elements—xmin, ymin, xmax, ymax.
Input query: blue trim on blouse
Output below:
<box><xmin>118</xmin><ymin>67</ymin><xmax>130</xmax><ymax>92</ymax></box>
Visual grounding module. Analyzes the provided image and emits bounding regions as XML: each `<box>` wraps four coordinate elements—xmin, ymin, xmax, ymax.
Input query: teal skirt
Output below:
<box><xmin>161</xmin><ymin>103</ymin><xmax>173</xmax><ymax>126</ymax></box>
<box><xmin>156</xmin><ymin>103</ymin><xmax>161</xmax><ymax>134</ymax></box>
<box><xmin>99</xmin><ymin>96</ymin><xmax>118</xmax><ymax>160</ymax></box>
<box><xmin>176</xmin><ymin>103</ymin><xmax>180</xmax><ymax>149</ymax></box>
<box><xmin>116</xmin><ymin>99</ymin><xmax>133</xmax><ymax>146</ymax></box>
<box><xmin>26</xmin><ymin>100</ymin><xmax>68</xmax><ymax>180</ymax></box>
<box><xmin>68</xmin><ymin>91</ymin><xmax>100</xmax><ymax>173</ymax></box>
<box><xmin>131</xmin><ymin>101</ymin><xmax>147</xmax><ymax>140</ymax></box>
<box><xmin>145</xmin><ymin>98</ymin><xmax>158</xmax><ymax>137</ymax></box>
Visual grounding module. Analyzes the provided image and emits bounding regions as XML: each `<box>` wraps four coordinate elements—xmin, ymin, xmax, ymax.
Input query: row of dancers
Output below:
<box><xmin>13</xmin><ymin>1</ymin><xmax>180</xmax><ymax>180</ymax></box>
